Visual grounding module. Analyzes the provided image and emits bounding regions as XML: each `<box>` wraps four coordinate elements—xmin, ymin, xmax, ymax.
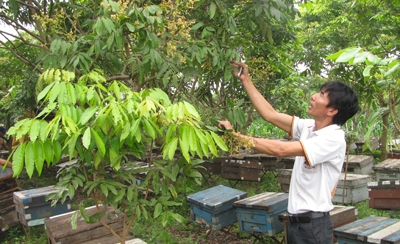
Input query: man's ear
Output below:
<box><xmin>327</xmin><ymin>108</ymin><xmax>338</xmax><ymax>117</ymax></box>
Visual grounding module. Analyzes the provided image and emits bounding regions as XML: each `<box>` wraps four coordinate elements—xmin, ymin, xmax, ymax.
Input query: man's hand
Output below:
<box><xmin>230</xmin><ymin>59</ymin><xmax>248</xmax><ymax>79</ymax></box>
<box><xmin>218</xmin><ymin>120</ymin><xmax>234</xmax><ymax>131</ymax></box>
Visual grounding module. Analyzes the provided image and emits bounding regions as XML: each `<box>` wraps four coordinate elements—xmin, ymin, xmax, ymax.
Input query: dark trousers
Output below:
<box><xmin>287</xmin><ymin>213</ymin><xmax>333</xmax><ymax>244</ymax></box>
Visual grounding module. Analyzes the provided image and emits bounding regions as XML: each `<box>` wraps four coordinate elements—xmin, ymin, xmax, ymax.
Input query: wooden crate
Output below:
<box><xmin>219</xmin><ymin>157</ymin><xmax>264</xmax><ymax>181</ymax></box>
<box><xmin>0</xmin><ymin>191</ymin><xmax>19</xmax><ymax>232</ymax></box>
<box><xmin>233</xmin><ymin>192</ymin><xmax>288</xmax><ymax>236</ymax></box>
<box><xmin>276</xmin><ymin>169</ymin><xmax>292</xmax><ymax>193</ymax></box>
<box><xmin>368</xmin><ymin>180</ymin><xmax>400</xmax><ymax>210</ymax></box>
<box><xmin>334</xmin><ymin>215</ymin><xmax>400</xmax><ymax>244</ymax></box>
<box><xmin>186</xmin><ymin>185</ymin><xmax>247</xmax><ymax>230</ymax></box>
<box><xmin>343</xmin><ymin>155</ymin><xmax>374</xmax><ymax>175</ymax></box>
<box><xmin>13</xmin><ymin>185</ymin><xmax>71</xmax><ymax>226</ymax></box>
<box><xmin>45</xmin><ymin>205</ymin><xmax>128</xmax><ymax>244</ymax></box>
<box><xmin>374</xmin><ymin>159</ymin><xmax>400</xmax><ymax>182</ymax></box>
<box><xmin>332</xmin><ymin>173</ymin><xmax>372</xmax><ymax>204</ymax></box>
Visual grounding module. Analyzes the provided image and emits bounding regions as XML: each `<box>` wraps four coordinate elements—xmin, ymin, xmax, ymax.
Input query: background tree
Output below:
<box><xmin>295</xmin><ymin>0</ymin><xmax>400</xmax><ymax>158</ymax></box>
<box><xmin>0</xmin><ymin>0</ymin><xmax>302</xmax><ymax>132</ymax></box>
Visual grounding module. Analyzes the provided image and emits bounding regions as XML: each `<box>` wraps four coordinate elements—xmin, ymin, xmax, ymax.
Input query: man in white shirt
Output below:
<box><xmin>218</xmin><ymin>60</ymin><xmax>359</xmax><ymax>244</ymax></box>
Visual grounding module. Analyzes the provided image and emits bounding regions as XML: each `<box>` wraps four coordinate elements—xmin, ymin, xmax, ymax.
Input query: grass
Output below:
<box><xmin>1</xmin><ymin>165</ymin><xmax>399</xmax><ymax>244</ymax></box>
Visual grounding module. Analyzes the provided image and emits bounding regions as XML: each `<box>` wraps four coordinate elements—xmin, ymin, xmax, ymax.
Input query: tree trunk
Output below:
<box><xmin>380</xmin><ymin>111</ymin><xmax>389</xmax><ymax>161</ymax></box>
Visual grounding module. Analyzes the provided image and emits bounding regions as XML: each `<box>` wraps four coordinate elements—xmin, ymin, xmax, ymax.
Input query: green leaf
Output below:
<box><xmin>12</xmin><ymin>143</ymin><xmax>26</xmax><ymax>177</ymax></box>
<box><xmin>33</xmin><ymin>141</ymin><xmax>44</xmax><ymax>176</ymax></box>
<box><xmin>79</xmin><ymin>107</ymin><xmax>98</xmax><ymax>125</ymax></box>
<box><xmin>183</xmin><ymin>101</ymin><xmax>200</xmax><ymax>120</ymax></box>
<box><xmin>142</xmin><ymin>119</ymin><xmax>156</xmax><ymax>139</ymax></box>
<box><xmin>91</xmin><ymin>129</ymin><xmax>106</xmax><ymax>156</ymax></box>
<box><xmin>210</xmin><ymin>131</ymin><xmax>228</xmax><ymax>151</ymax></box>
<box><xmin>113</xmin><ymin>189</ymin><xmax>126</xmax><ymax>203</ymax></box>
<box><xmin>336</xmin><ymin>48</ymin><xmax>362</xmax><ymax>63</ymax></box>
<box><xmin>25</xmin><ymin>142</ymin><xmax>35</xmax><ymax>178</ymax></box>
<box><xmin>37</xmin><ymin>83</ymin><xmax>55</xmax><ymax>102</ymax></box>
<box><xmin>29</xmin><ymin>120</ymin><xmax>41</xmax><ymax>142</ymax></box>
<box><xmin>163</xmin><ymin>137</ymin><xmax>178</xmax><ymax>160</ymax></box>
<box><xmin>82</xmin><ymin>128</ymin><xmax>91</xmax><ymax>149</ymax></box>
<box><xmin>126</xmin><ymin>23</ymin><xmax>135</xmax><ymax>32</ymax></box>
<box><xmin>209</xmin><ymin>2</ymin><xmax>216</xmax><ymax>19</ymax></box>
<box><xmin>363</xmin><ymin>65</ymin><xmax>374</xmax><ymax>77</ymax></box>
<box><xmin>191</xmin><ymin>22</ymin><xmax>204</xmax><ymax>30</ymax></box>
<box><xmin>53</xmin><ymin>141</ymin><xmax>62</xmax><ymax>163</ymax></box>
<box><xmin>43</xmin><ymin>141</ymin><xmax>54</xmax><ymax>165</ymax></box>
<box><xmin>71</xmin><ymin>211</ymin><xmax>79</xmax><ymax>230</ymax></box>
<box><xmin>170</xmin><ymin>212</ymin><xmax>186</xmax><ymax>224</ymax></box>
<box><xmin>154</xmin><ymin>203</ymin><xmax>162</xmax><ymax>218</ymax></box>
<box><xmin>384</xmin><ymin>62</ymin><xmax>400</xmax><ymax>77</ymax></box>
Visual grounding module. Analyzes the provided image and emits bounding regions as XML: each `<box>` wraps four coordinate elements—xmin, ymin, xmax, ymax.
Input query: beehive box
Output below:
<box><xmin>197</xmin><ymin>160</ymin><xmax>221</xmax><ymax>175</ymax></box>
<box><xmin>13</xmin><ymin>185</ymin><xmax>71</xmax><ymax>226</ymax></box>
<box><xmin>368</xmin><ymin>180</ymin><xmax>400</xmax><ymax>210</ymax></box>
<box><xmin>330</xmin><ymin>205</ymin><xmax>358</xmax><ymax>243</ymax></box>
<box><xmin>0</xmin><ymin>191</ymin><xmax>19</xmax><ymax>232</ymax></box>
<box><xmin>0</xmin><ymin>168</ymin><xmax>19</xmax><ymax>194</ymax></box>
<box><xmin>276</xmin><ymin>169</ymin><xmax>292</xmax><ymax>193</ymax></box>
<box><xmin>277</xmin><ymin>156</ymin><xmax>295</xmax><ymax>169</ymax></box>
<box><xmin>45</xmin><ymin>205</ymin><xmax>128</xmax><ymax>244</ymax></box>
<box><xmin>219</xmin><ymin>157</ymin><xmax>264</xmax><ymax>181</ymax></box>
<box><xmin>342</xmin><ymin>155</ymin><xmax>374</xmax><ymax>175</ymax></box>
<box><xmin>332</xmin><ymin>173</ymin><xmax>372</xmax><ymax>204</ymax></box>
<box><xmin>186</xmin><ymin>185</ymin><xmax>248</xmax><ymax>230</ymax></box>
<box><xmin>240</xmin><ymin>154</ymin><xmax>284</xmax><ymax>172</ymax></box>
<box><xmin>334</xmin><ymin>215</ymin><xmax>400</xmax><ymax>244</ymax></box>
<box><xmin>373</xmin><ymin>159</ymin><xmax>400</xmax><ymax>182</ymax></box>
<box><xmin>233</xmin><ymin>192</ymin><xmax>288</xmax><ymax>236</ymax></box>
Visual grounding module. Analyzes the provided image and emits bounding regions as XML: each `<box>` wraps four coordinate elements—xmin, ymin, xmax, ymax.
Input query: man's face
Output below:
<box><xmin>308</xmin><ymin>89</ymin><xmax>333</xmax><ymax>119</ymax></box>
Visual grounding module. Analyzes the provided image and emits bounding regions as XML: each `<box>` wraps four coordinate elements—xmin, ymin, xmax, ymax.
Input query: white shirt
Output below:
<box><xmin>287</xmin><ymin>117</ymin><xmax>346</xmax><ymax>214</ymax></box>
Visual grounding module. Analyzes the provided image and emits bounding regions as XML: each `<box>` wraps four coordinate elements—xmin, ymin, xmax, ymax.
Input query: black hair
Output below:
<box><xmin>321</xmin><ymin>81</ymin><xmax>360</xmax><ymax>126</ymax></box>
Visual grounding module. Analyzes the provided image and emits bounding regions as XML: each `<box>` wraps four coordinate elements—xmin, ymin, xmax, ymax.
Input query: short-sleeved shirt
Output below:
<box><xmin>287</xmin><ymin>116</ymin><xmax>346</xmax><ymax>214</ymax></box>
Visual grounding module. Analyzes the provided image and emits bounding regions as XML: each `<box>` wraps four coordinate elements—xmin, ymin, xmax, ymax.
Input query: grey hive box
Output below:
<box><xmin>186</xmin><ymin>185</ymin><xmax>247</xmax><ymax>230</ymax></box>
<box><xmin>373</xmin><ymin>159</ymin><xmax>400</xmax><ymax>182</ymax></box>
<box><xmin>342</xmin><ymin>155</ymin><xmax>374</xmax><ymax>174</ymax></box>
<box><xmin>332</xmin><ymin>173</ymin><xmax>372</xmax><ymax>204</ymax></box>
<box><xmin>233</xmin><ymin>192</ymin><xmax>288</xmax><ymax>236</ymax></box>
<box><xmin>13</xmin><ymin>185</ymin><xmax>71</xmax><ymax>226</ymax></box>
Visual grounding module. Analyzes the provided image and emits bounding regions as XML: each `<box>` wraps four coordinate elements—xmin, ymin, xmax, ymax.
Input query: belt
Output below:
<box><xmin>288</xmin><ymin>211</ymin><xmax>329</xmax><ymax>223</ymax></box>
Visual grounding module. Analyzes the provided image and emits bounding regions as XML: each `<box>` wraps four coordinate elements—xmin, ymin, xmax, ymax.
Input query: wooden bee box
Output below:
<box><xmin>233</xmin><ymin>192</ymin><xmax>288</xmax><ymax>236</ymax></box>
<box><xmin>0</xmin><ymin>191</ymin><xmax>20</xmax><ymax>232</ymax></box>
<box><xmin>332</xmin><ymin>173</ymin><xmax>372</xmax><ymax>204</ymax></box>
<box><xmin>45</xmin><ymin>205</ymin><xmax>127</xmax><ymax>244</ymax></box>
<box><xmin>219</xmin><ymin>157</ymin><xmax>264</xmax><ymax>181</ymax></box>
<box><xmin>197</xmin><ymin>160</ymin><xmax>221</xmax><ymax>175</ymax></box>
<box><xmin>343</xmin><ymin>155</ymin><xmax>374</xmax><ymax>175</ymax></box>
<box><xmin>0</xmin><ymin>168</ymin><xmax>19</xmax><ymax>194</ymax></box>
<box><xmin>276</xmin><ymin>169</ymin><xmax>292</xmax><ymax>193</ymax></box>
<box><xmin>368</xmin><ymin>180</ymin><xmax>400</xmax><ymax>210</ymax></box>
<box><xmin>373</xmin><ymin>159</ymin><xmax>400</xmax><ymax>182</ymax></box>
<box><xmin>334</xmin><ymin>215</ymin><xmax>400</xmax><ymax>244</ymax></box>
<box><xmin>186</xmin><ymin>185</ymin><xmax>247</xmax><ymax>230</ymax></box>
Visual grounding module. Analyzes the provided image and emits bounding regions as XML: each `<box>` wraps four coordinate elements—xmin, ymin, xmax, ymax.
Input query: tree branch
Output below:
<box><xmin>0</xmin><ymin>39</ymin><xmax>37</xmax><ymax>69</ymax></box>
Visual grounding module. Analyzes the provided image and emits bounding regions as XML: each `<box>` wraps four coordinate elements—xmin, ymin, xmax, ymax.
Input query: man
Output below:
<box><xmin>0</xmin><ymin>126</ymin><xmax>9</xmax><ymax>151</ymax></box>
<box><xmin>218</xmin><ymin>60</ymin><xmax>359</xmax><ymax>244</ymax></box>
